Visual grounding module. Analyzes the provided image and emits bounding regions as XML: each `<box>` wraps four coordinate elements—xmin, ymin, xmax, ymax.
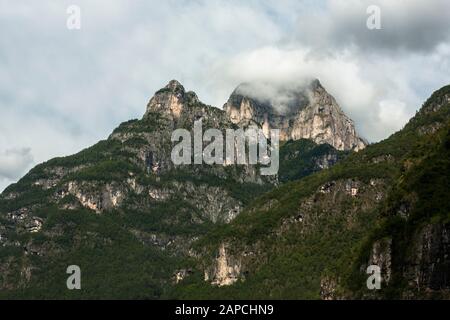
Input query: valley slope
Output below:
<box><xmin>170</xmin><ymin>85</ymin><xmax>450</xmax><ymax>299</ymax></box>
<box><xmin>2</xmin><ymin>80</ymin><xmax>448</xmax><ymax>299</ymax></box>
<box><xmin>0</xmin><ymin>80</ymin><xmax>347</xmax><ymax>298</ymax></box>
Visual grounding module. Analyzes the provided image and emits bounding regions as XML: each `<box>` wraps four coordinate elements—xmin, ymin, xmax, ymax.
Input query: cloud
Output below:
<box><xmin>294</xmin><ymin>0</ymin><xmax>450</xmax><ymax>53</ymax></box>
<box><xmin>377</xmin><ymin>99</ymin><xmax>410</xmax><ymax>133</ymax></box>
<box><xmin>206</xmin><ymin>46</ymin><xmax>429</xmax><ymax>142</ymax></box>
<box><xmin>0</xmin><ymin>0</ymin><xmax>286</xmax><ymax>191</ymax></box>
<box><xmin>233</xmin><ymin>79</ymin><xmax>315</xmax><ymax>115</ymax></box>
<box><xmin>0</xmin><ymin>148</ymin><xmax>34</xmax><ymax>181</ymax></box>
<box><xmin>0</xmin><ymin>0</ymin><xmax>449</xmax><ymax>192</ymax></box>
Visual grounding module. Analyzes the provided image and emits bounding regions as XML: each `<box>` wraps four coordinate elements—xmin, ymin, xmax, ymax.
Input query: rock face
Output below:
<box><xmin>320</xmin><ymin>276</ymin><xmax>338</xmax><ymax>300</ymax></box>
<box><xmin>224</xmin><ymin>79</ymin><xmax>367</xmax><ymax>151</ymax></box>
<box><xmin>401</xmin><ymin>223</ymin><xmax>450</xmax><ymax>297</ymax></box>
<box><xmin>205</xmin><ymin>243</ymin><xmax>241</xmax><ymax>286</ymax></box>
<box><xmin>359</xmin><ymin>223</ymin><xmax>450</xmax><ymax>299</ymax></box>
<box><xmin>368</xmin><ymin>238</ymin><xmax>392</xmax><ymax>286</ymax></box>
<box><xmin>144</xmin><ymin>80</ymin><xmax>200</xmax><ymax>121</ymax></box>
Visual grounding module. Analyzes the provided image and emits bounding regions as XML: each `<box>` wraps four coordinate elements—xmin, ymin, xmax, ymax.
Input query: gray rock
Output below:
<box><xmin>224</xmin><ymin>79</ymin><xmax>367</xmax><ymax>151</ymax></box>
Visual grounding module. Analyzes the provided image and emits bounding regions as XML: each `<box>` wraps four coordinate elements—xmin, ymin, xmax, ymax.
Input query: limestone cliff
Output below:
<box><xmin>224</xmin><ymin>79</ymin><xmax>367</xmax><ymax>151</ymax></box>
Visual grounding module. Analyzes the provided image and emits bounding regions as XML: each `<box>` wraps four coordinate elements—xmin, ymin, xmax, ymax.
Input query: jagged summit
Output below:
<box><xmin>143</xmin><ymin>78</ymin><xmax>366</xmax><ymax>150</ymax></box>
<box><xmin>309</xmin><ymin>78</ymin><xmax>322</xmax><ymax>90</ymax></box>
<box><xmin>144</xmin><ymin>80</ymin><xmax>199</xmax><ymax>119</ymax></box>
<box><xmin>224</xmin><ymin>79</ymin><xmax>367</xmax><ymax>151</ymax></box>
<box><xmin>164</xmin><ymin>79</ymin><xmax>185</xmax><ymax>92</ymax></box>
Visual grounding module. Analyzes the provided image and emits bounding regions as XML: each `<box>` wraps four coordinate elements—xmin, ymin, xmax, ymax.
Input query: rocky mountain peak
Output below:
<box><xmin>165</xmin><ymin>79</ymin><xmax>185</xmax><ymax>92</ymax></box>
<box><xmin>144</xmin><ymin>80</ymin><xmax>201</xmax><ymax>120</ymax></box>
<box><xmin>144</xmin><ymin>80</ymin><xmax>187</xmax><ymax>119</ymax></box>
<box><xmin>224</xmin><ymin>79</ymin><xmax>367</xmax><ymax>151</ymax></box>
<box><xmin>309</xmin><ymin>78</ymin><xmax>323</xmax><ymax>90</ymax></box>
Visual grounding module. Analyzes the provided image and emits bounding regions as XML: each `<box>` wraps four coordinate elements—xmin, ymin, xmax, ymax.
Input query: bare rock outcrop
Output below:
<box><xmin>224</xmin><ymin>79</ymin><xmax>367</xmax><ymax>151</ymax></box>
<box><xmin>205</xmin><ymin>243</ymin><xmax>241</xmax><ymax>286</ymax></box>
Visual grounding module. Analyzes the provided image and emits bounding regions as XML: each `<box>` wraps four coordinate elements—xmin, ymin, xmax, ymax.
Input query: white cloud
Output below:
<box><xmin>378</xmin><ymin>100</ymin><xmax>410</xmax><ymax>134</ymax></box>
<box><xmin>294</xmin><ymin>0</ymin><xmax>450</xmax><ymax>53</ymax></box>
<box><xmin>205</xmin><ymin>45</ymin><xmax>446</xmax><ymax>142</ymax></box>
<box><xmin>0</xmin><ymin>0</ymin><xmax>449</xmax><ymax>192</ymax></box>
<box><xmin>0</xmin><ymin>148</ymin><xmax>34</xmax><ymax>181</ymax></box>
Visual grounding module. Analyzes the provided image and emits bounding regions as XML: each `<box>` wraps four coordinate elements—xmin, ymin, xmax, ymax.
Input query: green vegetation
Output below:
<box><xmin>0</xmin><ymin>207</ymin><xmax>179</xmax><ymax>299</ymax></box>
<box><xmin>1</xmin><ymin>85</ymin><xmax>449</xmax><ymax>299</ymax></box>
<box><xmin>279</xmin><ymin>139</ymin><xmax>348</xmax><ymax>182</ymax></box>
<box><xmin>170</xmin><ymin>85</ymin><xmax>450</xmax><ymax>299</ymax></box>
<box><xmin>346</xmin><ymin>120</ymin><xmax>450</xmax><ymax>298</ymax></box>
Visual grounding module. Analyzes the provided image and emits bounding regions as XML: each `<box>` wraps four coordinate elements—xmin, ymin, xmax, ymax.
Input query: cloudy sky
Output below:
<box><xmin>1</xmin><ymin>0</ymin><xmax>449</xmax><ymax>192</ymax></box>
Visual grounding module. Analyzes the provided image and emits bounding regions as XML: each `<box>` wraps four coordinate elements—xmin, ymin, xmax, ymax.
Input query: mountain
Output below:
<box><xmin>224</xmin><ymin>79</ymin><xmax>367</xmax><ymax>151</ymax></box>
<box><xmin>278</xmin><ymin>139</ymin><xmax>348</xmax><ymax>183</ymax></box>
<box><xmin>1</xmin><ymin>79</ymin><xmax>448</xmax><ymax>300</ymax></box>
<box><xmin>170</xmin><ymin>84</ymin><xmax>450</xmax><ymax>299</ymax></box>
<box><xmin>0</xmin><ymin>80</ymin><xmax>343</xmax><ymax>298</ymax></box>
